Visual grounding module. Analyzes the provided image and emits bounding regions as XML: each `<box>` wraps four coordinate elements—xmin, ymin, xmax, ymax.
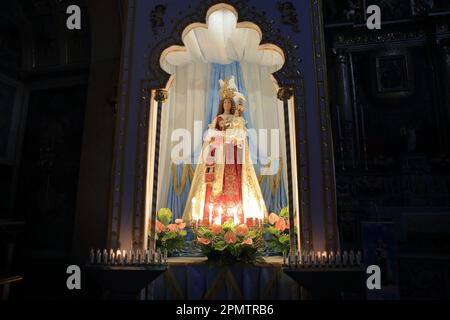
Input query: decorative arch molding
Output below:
<box><xmin>146</xmin><ymin>0</ymin><xmax>303</xmax><ymax>88</ymax></box>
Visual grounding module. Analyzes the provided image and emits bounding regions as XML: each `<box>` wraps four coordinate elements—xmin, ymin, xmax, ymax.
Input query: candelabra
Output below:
<box><xmin>88</xmin><ymin>248</ymin><xmax>167</xmax><ymax>266</ymax></box>
<box><xmin>285</xmin><ymin>250</ymin><xmax>363</xmax><ymax>268</ymax></box>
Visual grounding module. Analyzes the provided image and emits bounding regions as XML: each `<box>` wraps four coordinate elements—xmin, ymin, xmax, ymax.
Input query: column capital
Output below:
<box><xmin>154</xmin><ymin>89</ymin><xmax>168</xmax><ymax>102</ymax></box>
<box><xmin>277</xmin><ymin>87</ymin><xmax>294</xmax><ymax>101</ymax></box>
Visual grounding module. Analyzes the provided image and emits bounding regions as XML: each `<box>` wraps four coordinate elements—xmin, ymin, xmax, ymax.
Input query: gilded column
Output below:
<box><xmin>148</xmin><ymin>88</ymin><xmax>168</xmax><ymax>251</ymax></box>
<box><xmin>277</xmin><ymin>87</ymin><xmax>297</xmax><ymax>257</ymax></box>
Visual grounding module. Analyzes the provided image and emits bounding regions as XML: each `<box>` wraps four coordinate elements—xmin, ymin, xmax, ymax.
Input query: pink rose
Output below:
<box><xmin>156</xmin><ymin>220</ymin><xmax>165</xmax><ymax>233</ymax></box>
<box><xmin>269</xmin><ymin>213</ymin><xmax>280</xmax><ymax>225</ymax></box>
<box><xmin>167</xmin><ymin>224</ymin><xmax>179</xmax><ymax>232</ymax></box>
<box><xmin>242</xmin><ymin>238</ymin><xmax>253</xmax><ymax>246</ymax></box>
<box><xmin>178</xmin><ymin>222</ymin><xmax>186</xmax><ymax>230</ymax></box>
<box><xmin>211</xmin><ymin>224</ymin><xmax>223</xmax><ymax>235</ymax></box>
<box><xmin>197</xmin><ymin>237</ymin><xmax>211</xmax><ymax>245</ymax></box>
<box><xmin>236</xmin><ymin>224</ymin><xmax>248</xmax><ymax>237</ymax></box>
<box><xmin>275</xmin><ymin>219</ymin><xmax>287</xmax><ymax>231</ymax></box>
<box><xmin>175</xmin><ymin>219</ymin><xmax>183</xmax><ymax>224</ymax></box>
<box><xmin>224</xmin><ymin>231</ymin><xmax>237</xmax><ymax>244</ymax></box>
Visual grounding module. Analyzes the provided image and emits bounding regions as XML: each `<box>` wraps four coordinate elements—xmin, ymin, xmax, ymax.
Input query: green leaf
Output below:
<box><xmin>179</xmin><ymin>230</ymin><xmax>187</xmax><ymax>236</ymax></box>
<box><xmin>157</xmin><ymin>208</ymin><xmax>172</xmax><ymax>226</ymax></box>
<box><xmin>280</xmin><ymin>206</ymin><xmax>289</xmax><ymax>218</ymax></box>
<box><xmin>198</xmin><ymin>228</ymin><xmax>213</xmax><ymax>238</ymax></box>
<box><xmin>214</xmin><ymin>241</ymin><xmax>228</xmax><ymax>251</ymax></box>
<box><xmin>221</xmin><ymin>220</ymin><xmax>235</xmax><ymax>231</ymax></box>
<box><xmin>278</xmin><ymin>234</ymin><xmax>290</xmax><ymax>244</ymax></box>
<box><xmin>265</xmin><ymin>226</ymin><xmax>279</xmax><ymax>235</ymax></box>
<box><xmin>162</xmin><ymin>232</ymin><xmax>178</xmax><ymax>242</ymax></box>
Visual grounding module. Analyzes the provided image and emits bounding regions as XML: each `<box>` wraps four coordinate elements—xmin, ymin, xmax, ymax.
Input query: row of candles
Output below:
<box><xmin>190</xmin><ymin>197</ymin><xmax>265</xmax><ymax>227</ymax></box>
<box><xmin>89</xmin><ymin>248</ymin><xmax>167</xmax><ymax>265</ymax></box>
<box><xmin>284</xmin><ymin>250</ymin><xmax>363</xmax><ymax>268</ymax></box>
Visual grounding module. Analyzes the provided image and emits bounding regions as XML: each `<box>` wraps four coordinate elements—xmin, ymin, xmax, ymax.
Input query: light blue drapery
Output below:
<box><xmin>166</xmin><ymin>61</ymin><xmax>287</xmax><ymax>220</ymax></box>
<box><xmin>166</xmin><ymin>163</ymin><xmax>193</xmax><ymax>220</ymax></box>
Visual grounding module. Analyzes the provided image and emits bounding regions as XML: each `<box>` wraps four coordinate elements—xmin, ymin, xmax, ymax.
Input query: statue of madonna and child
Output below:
<box><xmin>183</xmin><ymin>76</ymin><xmax>268</xmax><ymax>227</ymax></box>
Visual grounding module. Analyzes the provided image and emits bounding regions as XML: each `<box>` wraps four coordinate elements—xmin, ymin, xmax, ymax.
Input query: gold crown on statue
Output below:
<box><xmin>219</xmin><ymin>76</ymin><xmax>237</xmax><ymax>100</ymax></box>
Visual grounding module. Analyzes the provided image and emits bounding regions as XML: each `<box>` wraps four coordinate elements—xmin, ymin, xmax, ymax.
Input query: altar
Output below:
<box><xmin>148</xmin><ymin>257</ymin><xmax>299</xmax><ymax>300</ymax></box>
<box><xmin>88</xmin><ymin>0</ymin><xmax>341</xmax><ymax>301</ymax></box>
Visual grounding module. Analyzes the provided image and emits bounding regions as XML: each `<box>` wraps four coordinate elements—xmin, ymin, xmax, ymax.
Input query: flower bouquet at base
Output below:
<box><xmin>264</xmin><ymin>206</ymin><xmax>296</xmax><ymax>256</ymax></box>
<box><xmin>148</xmin><ymin>208</ymin><xmax>188</xmax><ymax>255</ymax></box>
<box><xmin>195</xmin><ymin>220</ymin><xmax>265</xmax><ymax>265</ymax></box>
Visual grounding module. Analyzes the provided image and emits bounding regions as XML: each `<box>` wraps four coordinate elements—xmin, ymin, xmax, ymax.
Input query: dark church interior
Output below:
<box><xmin>0</xmin><ymin>0</ymin><xmax>449</xmax><ymax>302</ymax></box>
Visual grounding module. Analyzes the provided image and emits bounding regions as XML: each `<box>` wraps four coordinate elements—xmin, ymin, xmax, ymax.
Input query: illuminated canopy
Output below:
<box><xmin>160</xmin><ymin>3</ymin><xmax>285</xmax><ymax>74</ymax></box>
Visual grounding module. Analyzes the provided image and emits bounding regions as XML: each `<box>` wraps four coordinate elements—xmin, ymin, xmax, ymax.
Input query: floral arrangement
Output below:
<box><xmin>195</xmin><ymin>220</ymin><xmax>265</xmax><ymax>264</ymax></box>
<box><xmin>150</xmin><ymin>208</ymin><xmax>188</xmax><ymax>254</ymax></box>
<box><xmin>264</xmin><ymin>206</ymin><xmax>296</xmax><ymax>255</ymax></box>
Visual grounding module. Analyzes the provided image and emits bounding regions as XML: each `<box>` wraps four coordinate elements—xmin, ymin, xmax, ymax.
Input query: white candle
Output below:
<box><xmin>117</xmin><ymin>249</ymin><xmax>122</xmax><ymax>264</ymax></box>
<box><xmin>356</xmin><ymin>251</ymin><xmax>362</xmax><ymax>265</ymax></box>
<box><xmin>218</xmin><ymin>206</ymin><xmax>222</xmax><ymax>225</ymax></box>
<box><xmin>109</xmin><ymin>249</ymin><xmax>114</xmax><ymax>264</ymax></box>
<box><xmin>200</xmin><ymin>200</ymin><xmax>205</xmax><ymax>224</ymax></box>
<box><xmin>322</xmin><ymin>251</ymin><xmax>327</xmax><ymax>265</ymax></box>
<box><xmin>145</xmin><ymin>250</ymin><xmax>150</xmax><ymax>264</ymax></box>
<box><xmin>209</xmin><ymin>203</ymin><xmax>213</xmax><ymax>225</ymax></box>
<box><xmin>329</xmin><ymin>251</ymin><xmax>335</xmax><ymax>265</ymax></box>
<box><xmin>259</xmin><ymin>199</ymin><xmax>264</xmax><ymax>221</ymax></box>
<box><xmin>89</xmin><ymin>248</ymin><xmax>94</xmax><ymax>264</ymax></box>
<box><xmin>157</xmin><ymin>250</ymin><xmax>162</xmax><ymax>264</ymax></box>
<box><xmin>191</xmin><ymin>197</ymin><xmax>197</xmax><ymax>223</ymax></box>
<box><xmin>123</xmin><ymin>250</ymin><xmax>128</xmax><ymax>264</ymax></box>
<box><xmin>96</xmin><ymin>249</ymin><xmax>101</xmax><ymax>264</ymax></box>
<box><xmin>336</xmin><ymin>251</ymin><xmax>341</xmax><ymax>265</ymax></box>
<box><xmin>116</xmin><ymin>250</ymin><xmax>123</xmax><ymax>264</ymax></box>
<box><xmin>349</xmin><ymin>250</ymin><xmax>355</xmax><ymax>265</ymax></box>
<box><xmin>102</xmin><ymin>249</ymin><xmax>108</xmax><ymax>264</ymax></box>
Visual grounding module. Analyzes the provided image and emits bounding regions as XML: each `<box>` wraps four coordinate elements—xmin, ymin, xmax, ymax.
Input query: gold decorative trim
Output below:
<box><xmin>257</xmin><ymin>44</ymin><xmax>285</xmax><ymax>62</ymax></box>
<box><xmin>236</xmin><ymin>21</ymin><xmax>262</xmax><ymax>39</ymax></box>
<box><xmin>171</xmin><ymin>163</ymin><xmax>195</xmax><ymax>196</ymax></box>
<box><xmin>159</xmin><ymin>45</ymin><xmax>188</xmax><ymax>69</ymax></box>
<box><xmin>154</xmin><ymin>89</ymin><xmax>168</xmax><ymax>102</ymax></box>
<box><xmin>206</xmin><ymin>3</ymin><xmax>238</xmax><ymax>21</ymax></box>
<box><xmin>165</xmin><ymin>75</ymin><xmax>175</xmax><ymax>91</ymax></box>
<box><xmin>181</xmin><ymin>22</ymin><xmax>208</xmax><ymax>40</ymax></box>
<box><xmin>258</xmin><ymin>159</ymin><xmax>283</xmax><ymax>197</ymax></box>
<box><xmin>277</xmin><ymin>87</ymin><xmax>294</xmax><ymax>101</ymax></box>
<box><xmin>269</xmin><ymin>74</ymin><xmax>280</xmax><ymax>92</ymax></box>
